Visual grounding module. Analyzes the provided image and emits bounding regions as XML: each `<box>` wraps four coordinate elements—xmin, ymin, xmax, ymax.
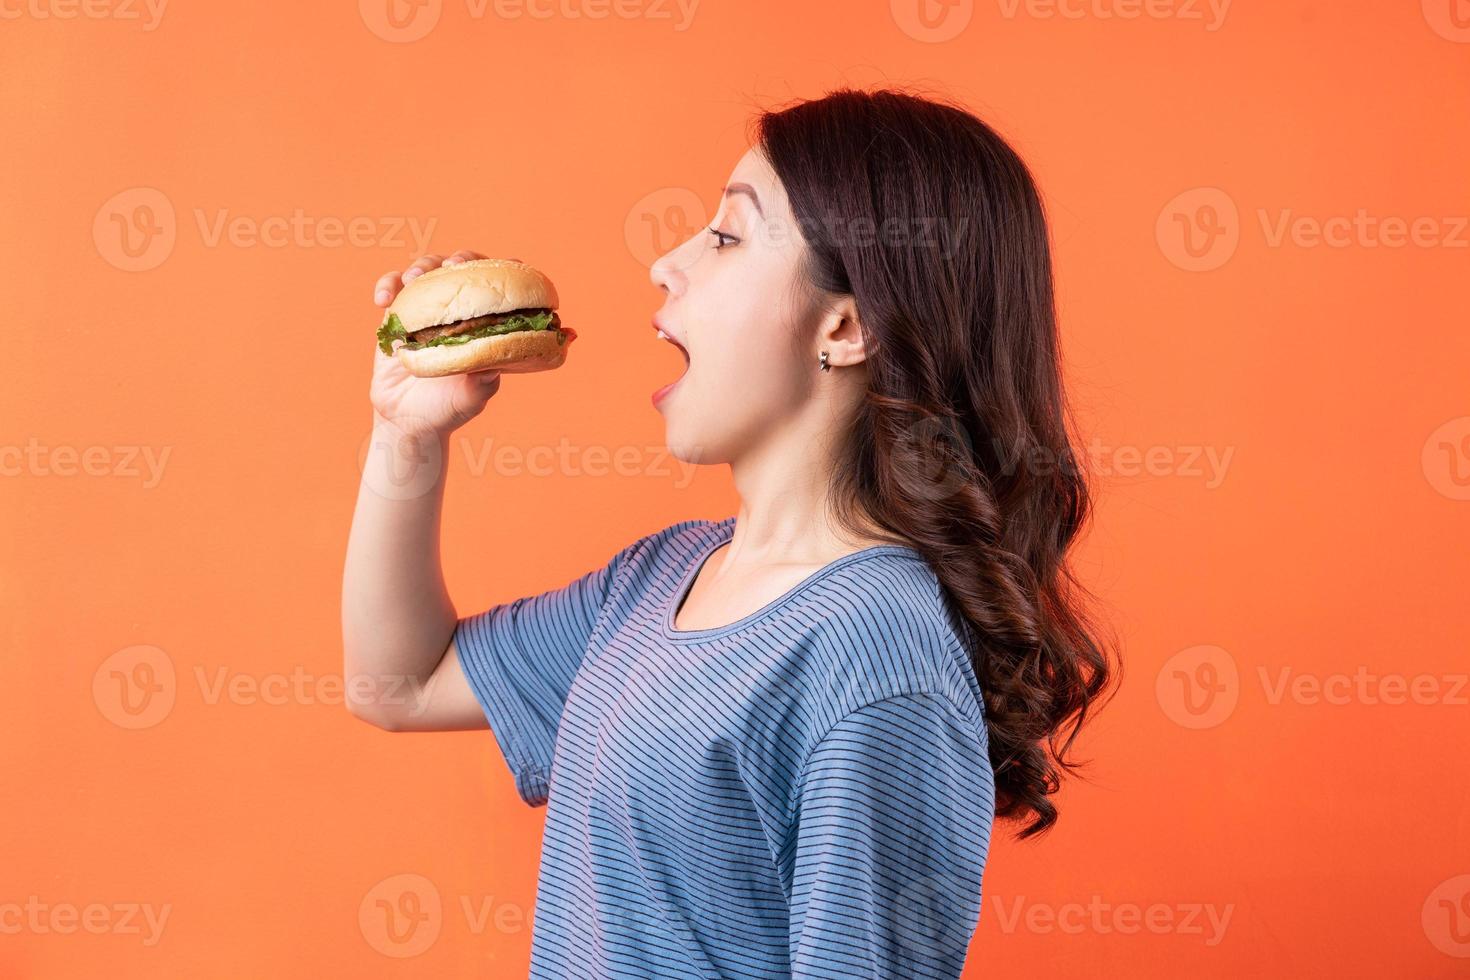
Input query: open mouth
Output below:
<box><xmin>653</xmin><ymin>327</ymin><xmax>690</xmax><ymax>405</ymax></box>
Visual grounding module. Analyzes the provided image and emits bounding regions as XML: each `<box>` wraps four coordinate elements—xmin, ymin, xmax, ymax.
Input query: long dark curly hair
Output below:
<box><xmin>756</xmin><ymin>87</ymin><xmax>1119</xmax><ymax>839</ymax></box>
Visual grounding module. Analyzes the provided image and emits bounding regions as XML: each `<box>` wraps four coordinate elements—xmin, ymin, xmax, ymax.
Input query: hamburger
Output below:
<box><xmin>375</xmin><ymin>258</ymin><xmax>571</xmax><ymax>377</ymax></box>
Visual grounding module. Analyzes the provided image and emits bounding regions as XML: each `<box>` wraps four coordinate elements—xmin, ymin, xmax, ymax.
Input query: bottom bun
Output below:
<box><xmin>395</xmin><ymin>329</ymin><xmax>567</xmax><ymax>378</ymax></box>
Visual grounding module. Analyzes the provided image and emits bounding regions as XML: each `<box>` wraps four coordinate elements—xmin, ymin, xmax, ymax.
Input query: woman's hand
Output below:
<box><xmin>368</xmin><ymin>250</ymin><xmax>511</xmax><ymax>436</ymax></box>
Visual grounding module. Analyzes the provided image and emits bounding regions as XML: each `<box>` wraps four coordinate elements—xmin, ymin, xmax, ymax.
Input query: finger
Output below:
<box><xmin>401</xmin><ymin>254</ymin><xmax>445</xmax><ymax>284</ymax></box>
<box><xmin>443</xmin><ymin>249</ymin><xmax>488</xmax><ymax>266</ymax></box>
<box><xmin>374</xmin><ymin>270</ymin><xmax>403</xmax><ymax>306</ymax></box>
<box><xmin>454</xmin><ymin>370</ymin><xmax>501</xmax><ymax>420</ymax></box>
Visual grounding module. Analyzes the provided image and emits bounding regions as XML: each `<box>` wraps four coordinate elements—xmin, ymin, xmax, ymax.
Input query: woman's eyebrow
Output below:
<box><xmin>721</xmin><ymin>182</ymin><xmax>764</xmax><ymax>219</ymax></box>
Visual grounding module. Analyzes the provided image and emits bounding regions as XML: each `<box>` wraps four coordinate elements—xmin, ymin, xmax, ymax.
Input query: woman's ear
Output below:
<box><xmin>816</xmin><ymin>295</ymin><xmax>869</xmax><ymax>368</ymax></box>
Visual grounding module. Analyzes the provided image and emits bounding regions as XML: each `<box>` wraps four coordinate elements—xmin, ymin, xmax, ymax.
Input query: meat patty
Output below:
<box><xmin>408</xmin><ymin>308</ymin><xmax>559</xmax><ymax>344</ymax></box>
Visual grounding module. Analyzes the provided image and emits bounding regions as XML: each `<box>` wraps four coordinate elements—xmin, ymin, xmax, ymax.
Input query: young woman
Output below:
<box><xmin>343</xmin><ymin>87</ymin><xmax>1115</xmax><ymax>978</ymax></box>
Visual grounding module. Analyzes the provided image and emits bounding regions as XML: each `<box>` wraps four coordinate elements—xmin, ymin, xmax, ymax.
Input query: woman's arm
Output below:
<box><xmin>342</xmin><ymin>419</ymin><xmax>488</xmax><ymax>731</ymax></box>
<box><xmin>340</xmin><ymin>250</ymin><xmax>507</xmax><ymax>732</ymax></box>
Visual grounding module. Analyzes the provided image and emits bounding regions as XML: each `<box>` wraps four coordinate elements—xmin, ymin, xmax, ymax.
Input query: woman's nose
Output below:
<box><xmin>649</xmin><ymin>231</ymin><xmax>701</xmax><ymax>295</ymax></box>
<box><xmin>649</xmin><ymin>248</ymin><xmax>680</xmax><ymax>296</ymax></box>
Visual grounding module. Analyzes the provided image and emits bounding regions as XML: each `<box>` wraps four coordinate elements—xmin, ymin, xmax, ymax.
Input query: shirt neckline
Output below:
<box><xmin>661</xmin><ymin>517</ymin><xmax>925</xmax><ymax>642</ymax></box>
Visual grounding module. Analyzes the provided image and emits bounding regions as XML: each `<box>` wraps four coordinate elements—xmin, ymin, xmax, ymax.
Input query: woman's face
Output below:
<box><xmin>648</xmin><ymin>146</ymin><xmax>821</xmax><ymax>465</ymax></box>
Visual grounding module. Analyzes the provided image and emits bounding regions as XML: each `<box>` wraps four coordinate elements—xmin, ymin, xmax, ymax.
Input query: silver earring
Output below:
<box><xmin>819</xmin><ymin>350</ymin><xmax>831</xmax><ymax>372</ymax></box>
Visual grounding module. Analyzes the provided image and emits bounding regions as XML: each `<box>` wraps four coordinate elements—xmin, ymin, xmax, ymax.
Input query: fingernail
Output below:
<box><xmin>375</xmin><ymin>290</ymin><xmax>389</xmax><ymax>304</ymax></box>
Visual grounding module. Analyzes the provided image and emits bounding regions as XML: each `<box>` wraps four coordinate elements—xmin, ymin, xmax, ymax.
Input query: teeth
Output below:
<box><xmin>657</xmin><ymin>328</ymin><xmax>688</xmax><ymax>366</ymax></box>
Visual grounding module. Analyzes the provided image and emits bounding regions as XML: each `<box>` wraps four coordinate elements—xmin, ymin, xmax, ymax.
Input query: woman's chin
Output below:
<box><xmin>654</xmin><ymin>381</ymin><xmax>728</xmax><ymax>464</ymax></box>
<box><xmin>662</xmin><ymin>421</ymin><xmax>725</xmax><ymax>467</ymax></box>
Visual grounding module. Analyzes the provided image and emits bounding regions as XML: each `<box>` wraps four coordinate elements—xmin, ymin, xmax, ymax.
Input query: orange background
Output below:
<box><xmin>4</xmin><ymin>1</ymin><xmax>1468</xmax><ymax>976</ymax></box>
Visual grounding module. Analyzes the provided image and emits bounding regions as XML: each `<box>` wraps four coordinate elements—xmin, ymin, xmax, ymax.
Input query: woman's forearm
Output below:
<box><xmin>341</xmin><ymin>417</ymin><xmax>459</xmax><ymax>721</ymax></box>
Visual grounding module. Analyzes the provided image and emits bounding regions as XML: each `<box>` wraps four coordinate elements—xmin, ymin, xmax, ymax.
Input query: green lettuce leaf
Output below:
<box><xmin>376</xmin><ymin>312</ymin><xmax>407</xmax><ymax>355</ymax></box>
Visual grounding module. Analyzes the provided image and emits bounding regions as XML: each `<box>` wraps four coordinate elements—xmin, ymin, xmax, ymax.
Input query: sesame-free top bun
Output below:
<box><xmin>383</xmin><ymin>258</ymin><xmax>567</xmax><ymax>378</ymax></box>
<box><xmin>387</xmin><ymin>258</ymin><xmax>558</xmax><ymax>331</ymax></box>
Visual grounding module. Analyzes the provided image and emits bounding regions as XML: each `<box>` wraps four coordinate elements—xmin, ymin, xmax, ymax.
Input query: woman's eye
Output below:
<box><xmin>707</xmin><ymin>227</ymin><xmax>738</xmax><ymax>250</ymax></box>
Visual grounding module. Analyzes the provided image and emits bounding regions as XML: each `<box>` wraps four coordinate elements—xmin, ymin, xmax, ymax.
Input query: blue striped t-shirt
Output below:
<box><xmin>454</xmin><ymin>515</ymin><xmax>995</xmax><ymax>978</ymax></box>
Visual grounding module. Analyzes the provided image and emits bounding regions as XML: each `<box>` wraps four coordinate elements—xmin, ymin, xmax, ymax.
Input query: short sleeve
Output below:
<box><xmin>454</xmin><ymin>540</ymin><xmax>635</xmax><ymax>807</ymax></box>
<box><xmin>786</xmin><ymin>692</ymin><xmax>994</xmax><ymax>979</ymax></box>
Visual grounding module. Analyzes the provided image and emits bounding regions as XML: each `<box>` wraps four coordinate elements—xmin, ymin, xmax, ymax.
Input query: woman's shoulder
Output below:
<box><xmin>790</xmin><ymin>549</ymin><xmax>990</xmax><ymax>735</ymax></box>
<box><xmin>615</xmin><ymin>515</ymin><xmax>732</xmax><ymax>567</ymax></box>
<box><xmin>596</xmin><ymin>516</ymin><xmax>731</xmax><ymax>594</ymax></box>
